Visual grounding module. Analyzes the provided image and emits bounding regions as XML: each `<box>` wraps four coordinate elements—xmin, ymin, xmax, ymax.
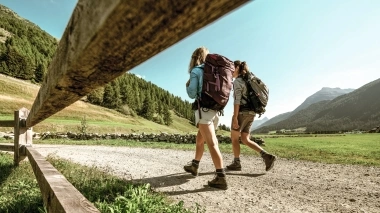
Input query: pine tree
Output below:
<box><xmin>87</xmin><ymin>87</ymin><xmax>104</xmax><ymax>105</ymax></box>
<box><xmin>157</xmin><ymin>101</ymin><xmax>163</xmax><ymax>115</ymax></box>
<box><xmin>140</xmin><ymin>95</ymin><xmax>155</xmax><ymax>120</ymax></box>
<box><xmin>163</xmin><ymin>104</ymin><xmax>173</xmax><ymax>126</ymax></box>
<box><xmin>34</xmin><ymin>63</ymin><xmax>45</xmax><ymax>83</ymax></box>
<box><xmin>102</xmin><ymin>83</ymin><xmax>115</xmax><ymax>108</ymax></box>
<box><xmin>111</xmin><ymin>81</ymin><xmax>121</xmax><ymax>108</ymax></box>
<box><xmin>119</xmin><ymin>78</ymin><xmax>129</xmax><ymax>104</ymax></box>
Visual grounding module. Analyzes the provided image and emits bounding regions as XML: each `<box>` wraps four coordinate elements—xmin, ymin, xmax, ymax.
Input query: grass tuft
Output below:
<box><xmin>0</xmin><ymin>153</ymin><xmax>203</xmax><ymax>213</ymax></box>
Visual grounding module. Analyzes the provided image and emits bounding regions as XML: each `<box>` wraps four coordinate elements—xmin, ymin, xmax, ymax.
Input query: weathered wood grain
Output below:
<box><xmin>26</xmin><ymin>0</ymin><xmax>249</xmax><ymax>127</ymax></box>
<box><xmin>0</xmin><ymin>143</ymin><xmax>14</xmax><ymax>152</ymax></box>
<box><xmin>14</xmin><ymin>108</ymin><xmax>31</xmax><ymax>165</ymax></box>
<box><xmin>0</xmin><ymin>120</ymin><xmax>14</xmax><ymax>127</ymax></box>
<box><xmin>27</xmin><ymin>146</ymin><xmax>100</xmax><ymax>213</ymax></box>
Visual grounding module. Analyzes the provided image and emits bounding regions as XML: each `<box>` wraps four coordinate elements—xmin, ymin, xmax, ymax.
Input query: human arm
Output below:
<box><xmin>232</xmin><ymin>79</ymin><xmax>243</xmax><ymax>129</ymax></box>
<box><xmin>233</xmin><ymin>78</ymin><xmax>243</xmax><ymax>105</ymax></box>
<box><xmin>232</xmin><ymin>104</ymin><xmax>240</xmax><ymax>129</ymax></box>
<box><xmin>186</xmin><ymin>67</ymin><xmax>202</xmax><ymax>99</ymax></box>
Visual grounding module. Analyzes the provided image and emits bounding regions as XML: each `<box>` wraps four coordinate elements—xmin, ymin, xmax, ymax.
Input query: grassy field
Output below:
<box><xmin>0</xmin><ymin>74</ymin><xmax>198</xmax><ymax>134</ymax></box>
<box><xmin>2</xmin><ymin>133</ymin><xmax>376</xmax><ymax>167</ymax></box>
<box><xmin>0</xmin><ymin>152</ymin><xmax>203</xmax><ymax>213</ymax></box>
<box><xmin>1</xmin><ymin>134</ymin><xmax>379</xmax><ymax>212</ymax></box>
<box><xmin>1</xmin><ymin>74</ymin><xmax>380</xmax><ymax>212</ymax></box>
<box><xmin>262</xmin><ymin>134</ymin><xmax>380</xmax><ymax>166</ymax></box>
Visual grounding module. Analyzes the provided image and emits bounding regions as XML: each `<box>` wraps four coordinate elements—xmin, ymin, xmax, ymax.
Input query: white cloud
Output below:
<box><xmin>135</xmin><ymin>74</ymin><xmax>145</xmax><ymax>79</ymax></box>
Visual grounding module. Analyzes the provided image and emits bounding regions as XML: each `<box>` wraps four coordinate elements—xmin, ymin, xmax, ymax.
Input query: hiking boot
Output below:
<box><xmin>208</xmin><ymin>175</ymin><xmax>228</xmax><ymax>190</ymax></box>
<box><xmin>262</xmin><ymin>153</ymin><xmax>277</xmax><ymax>171</ymax></box>
<box><xmin>184</xmin><ymin>161</ymin><xmax>198</xmax><ymax>176</ymax></box>
<box><xmin>226</xmin><ymin>160</ymin><xmax>242</xmax><ymax>171</ymax></box>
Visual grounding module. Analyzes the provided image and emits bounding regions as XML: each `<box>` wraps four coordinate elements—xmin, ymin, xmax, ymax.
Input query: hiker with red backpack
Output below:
<box><xmin>227</xmin><ymin>60</ymin><xmax>277</xmax><ymax>172</ymax></box>
<box><xmin>184</xmin><ymin>46</ymin><xmax>234</xmax><ymax>190</ymax></box>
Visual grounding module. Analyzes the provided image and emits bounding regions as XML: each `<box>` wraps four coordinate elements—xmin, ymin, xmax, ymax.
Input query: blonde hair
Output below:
<box><xmin>188</xmin><ymin>46</ymin><xmax>209</xmax><ymax>73</ymax></box>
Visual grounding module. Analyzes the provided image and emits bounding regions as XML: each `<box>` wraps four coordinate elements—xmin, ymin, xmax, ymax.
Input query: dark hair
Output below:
<box><xmin>234</xmin><ymin>60</ymin><xmax>241</xmax><ymax>68</ymax></box>
<box><xmin>234</xmin><ymin>60</ymin><xmax>249</xmax><ymax>76</ymax></box>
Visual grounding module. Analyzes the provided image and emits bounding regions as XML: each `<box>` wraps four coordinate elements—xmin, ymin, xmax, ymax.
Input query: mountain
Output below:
<box><xmin>0</xmin><ymin>5</ymin><xmax>198</xmax><ymax>126</ymax></box>
<box><xmin>253</xmin><ymin>87</ymin><xmax>354</xmax><ymax>131</ymax></box>
<box><xmin>254</xmin><ymin>78</ymin><xmax>380</xmax><ymax>133</ymax></box>
<box><xmin>251</xmin><ymin>112</ymin><xmax>291</xmax><ymax>131</ymax></box>
<box><xmin>250</xmin><ymin>117</ymin><xmax>269</xmax><ymax>130</ymax></box>
<box><xmin>0</xmin><ymin>74</ymin><xmax>198</xmax><ymax>134</ymax></box>
<box><xmin>292</xmin><ymin>87</ymin><xmax>355</xmax><ymax>114</ymax></box>
<box><xmin>0</xmin><ymin>4</ymin><xmax>58</xmax><ymax>82</ymax></box>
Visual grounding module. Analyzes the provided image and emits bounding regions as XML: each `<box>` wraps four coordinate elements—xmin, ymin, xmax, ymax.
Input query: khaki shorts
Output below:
<box><xmin>194</xmin><ymin>108</ymin><xmax>219</xmax><ymax>129</ymax></box>
<box><xmin>231</xmin><ymin>111</ymin><xmax>255</xmax><ymax>133</ymax></box>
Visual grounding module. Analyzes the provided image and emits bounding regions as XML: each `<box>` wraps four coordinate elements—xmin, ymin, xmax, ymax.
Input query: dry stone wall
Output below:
<box><xmin>1</xmin><ymin>131</ymin><xmax>265</xmax><ymax>145</ymax></box>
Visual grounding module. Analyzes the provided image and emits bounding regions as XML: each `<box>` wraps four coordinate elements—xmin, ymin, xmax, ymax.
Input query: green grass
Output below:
<box><xmin>263</xmin><ymin>134</ymin><xmax>380</xmax><ymax>166</ymax></box>
<box><xmin>0</xmin><ymin>74</ymin><xmax>198</xmax><ymax>134</ymax></box>
<box><xmin>3</xmin><ymin>134</ymin><xmax>379</xmax><ymax>166</ymax></box>
<box><xmin>1</xmin><ymin>74</ymin><xmax>379</xmax><ymax>211</ymax></box>
<box><xmin>1</xmin><ymin>134</ymin><xmax>378</xmax><ymax>212</ymax></box>
<box><xmin>0</xmin><ymin>152</ymin><xmax>44</xmax><ymax>213</ymax></box>
<box><xmin>29</xmin><ymin>133</ymin><xmax>380</xmax><ymax>166</ymax></box>
<box><xmin>0</xmin><ymin>152</ymin><xmax>204</xmax><ymax>213</ymax></box>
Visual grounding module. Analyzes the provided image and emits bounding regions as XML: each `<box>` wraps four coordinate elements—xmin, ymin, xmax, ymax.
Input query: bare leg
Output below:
<box><xmin>241</xmin><ymin>132</ymin><xmax>263</xmax><ymax>153</ymax></box>
<box><xmin>230</xmin><ymin>129</ymin><xmax>241</xmax><ymax>158</ymax></box>
<box><xmin>198</xmin><ymin>123</ymin><xmax>223</xmax><ymax>169</ymax></box>
<box><xmin>194</xmin><ymin>130</ymin><xmax>205</xmax><ymax>161</ymax></box>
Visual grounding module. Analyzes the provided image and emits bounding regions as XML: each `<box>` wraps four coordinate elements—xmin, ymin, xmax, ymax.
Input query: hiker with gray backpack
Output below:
<box><xmin>184</xmin><ymin>46</ymin><xmax>234</xmax><ymax>190</ymax></box>
<box><xmin>227</xmin><ymin>60</ymin><xmax>277</xmax><ymax>172</ymax></box>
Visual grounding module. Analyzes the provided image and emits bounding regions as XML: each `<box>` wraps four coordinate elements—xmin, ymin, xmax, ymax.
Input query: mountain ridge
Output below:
<box><xmin>254</xmin><ymin>78</ymin><xmax>380</xmax><ymax>133</ymax></box>
<box><xmin>252</xmin><ymin>87</ymin><xmax>354</xmax><ymax>131</ymax></box>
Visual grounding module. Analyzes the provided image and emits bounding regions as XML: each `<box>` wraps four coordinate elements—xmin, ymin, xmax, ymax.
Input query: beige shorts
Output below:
<box><xmin>231</xmin><ymin>111</ymin><xmax>255</xmax><ymax>133</ymax></box>
<box><xmin>194</xmin><ymin>108</ymin><xmax>219</xmax><ymax>129</ymax></box>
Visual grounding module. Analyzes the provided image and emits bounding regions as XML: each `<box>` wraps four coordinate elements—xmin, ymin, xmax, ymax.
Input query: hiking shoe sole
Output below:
<box><xmin>266</xmin><ymin>156</ymin><xmax>277</xmax><ymax>171</ymax></box>
<box><xmin>208</xmin><ymin>182</ymin><xmax>228</xmax><ymax>190</ymax></box>
<box><xmin>184</xmin><ymin>167</ymin><xmax>198</xmax><ymax>176</ymax></box>
<box><xmin>226</xmin><ymin>166</ymin><xmax>242</xmax><ymax>171</ymax></box>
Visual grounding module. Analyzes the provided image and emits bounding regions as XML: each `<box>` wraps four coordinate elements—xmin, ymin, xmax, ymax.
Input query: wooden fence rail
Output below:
<box><xmin>0</xmin><ymin>0</ymin><xmax>250</xmax><ymax>212</ymax></box>
<box><xmin>26</xmin><ymin>0</ymin><xmax>248</xmax><ymax>128</ymax></box>
<box><xmin>27</xmin><ymin>147</ymin><xmax>100</xmax><ymax>213</ymax></box>
<box><xmin>0</xmin><ymin>143</ymin><xmax>14</xmax><ymax>152</ymax></box>
<box><xmin>0</xmin><ymin>120</ymin><xmax>14</xmax><ymax>127</ymax></box>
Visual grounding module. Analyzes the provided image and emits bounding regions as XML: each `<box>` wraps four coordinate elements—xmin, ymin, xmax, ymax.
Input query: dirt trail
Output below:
<box><xmin>33</xmin><ymin>145</ymin><xmax>380</xmax><ymax>213</ymax></box>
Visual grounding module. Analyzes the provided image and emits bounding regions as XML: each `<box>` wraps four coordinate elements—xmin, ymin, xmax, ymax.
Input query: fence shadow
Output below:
<box><xmin>130</xmin><ymin>171</ymin><xmax>266</xmax><ymax>196</ymax></box>
<box><xmin>130</xmin><ymin>172</ymin><xmax>213</xmax><ymax>188</ymax></box>
<box><xmin>225</xmin><ymin>172</ymin><xmax>265</xmax><ymax>178</ymax></box>
<box><xmin>0</xmin><ymin>153</ymin><xmax>14</xmax><ymax>185</ymax></box>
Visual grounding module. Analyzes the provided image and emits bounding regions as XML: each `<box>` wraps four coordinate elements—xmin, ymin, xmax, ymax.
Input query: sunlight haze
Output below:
<box><xmin>1</xmin><ymin>0</ymin><xmax>379</xmax><ymax>127</ymax></box>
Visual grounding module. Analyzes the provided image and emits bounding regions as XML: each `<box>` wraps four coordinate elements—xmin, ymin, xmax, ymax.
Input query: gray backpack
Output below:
<box><xmin>242</xmin><ymin>72</ymin><xmax>269</xmax><ymax>117</ymax></box>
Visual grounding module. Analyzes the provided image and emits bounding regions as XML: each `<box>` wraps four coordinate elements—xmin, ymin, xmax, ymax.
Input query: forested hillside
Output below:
<box><xmin>0</xmin><ymin>4</ymin><xmax>196</xmax><ymax>126</ymax></box>
<box><xmin>0</xmin><ymin>4</ymin><xmax>57</xmax><ymax>83</ymax></box>
<box><xmin>86</xmin><ymin>72</ymin><xmax>195</xmax><ymax>125</ymax></box>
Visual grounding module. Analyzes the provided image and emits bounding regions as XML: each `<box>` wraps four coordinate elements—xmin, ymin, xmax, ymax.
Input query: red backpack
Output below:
<box><xmin>196</xmin><ymin>54</ymin><xmax>234</xmax><ymax>113</ymax></box>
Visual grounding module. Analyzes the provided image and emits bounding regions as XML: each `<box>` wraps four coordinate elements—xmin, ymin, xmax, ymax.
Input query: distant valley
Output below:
<box><xmin>252</xmin><ymin>79</ymin><xmax>380</xmax><ymax>133</ymax></box>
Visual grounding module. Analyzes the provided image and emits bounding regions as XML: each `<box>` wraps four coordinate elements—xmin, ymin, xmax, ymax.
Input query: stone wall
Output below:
<box><xmin>1</xmin><ymin>131</ymin><xmax>265</xmax><ymax>145</ymax></box>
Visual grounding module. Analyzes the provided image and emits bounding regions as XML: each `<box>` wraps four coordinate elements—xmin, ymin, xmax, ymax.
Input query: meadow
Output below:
<box><xmin>24</xmin><ymin>133</ymin><xmax>380</xmax><ymax>166</ymax></box>
<box><xmin>1</xmin><ymin>75</ymin><xmax>379</xmax><ymax>212</ymax></box>
<box><xmin>1</xmin><ymin>133</ymin><xmax>379</xmax><ymax>212</ymax></box>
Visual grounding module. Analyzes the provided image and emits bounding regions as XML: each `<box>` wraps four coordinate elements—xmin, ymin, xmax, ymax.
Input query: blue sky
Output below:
<box><xmin>1</xmin><ymin>0</ymin><xmax>379</xmax><ymax>127</ymax></box>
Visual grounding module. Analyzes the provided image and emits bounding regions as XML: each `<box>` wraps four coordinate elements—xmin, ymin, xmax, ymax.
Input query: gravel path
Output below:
<box><xmin>33</xmin><ymin>144</ymin><xmax>380</xmax><ymax>213</ymax></box>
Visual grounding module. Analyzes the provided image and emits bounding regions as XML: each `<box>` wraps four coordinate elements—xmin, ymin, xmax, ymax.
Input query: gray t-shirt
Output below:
<box><xmin>233</xmin><ymin>77</ymin><xmax>249</xmax><ymax>106</ymax></box>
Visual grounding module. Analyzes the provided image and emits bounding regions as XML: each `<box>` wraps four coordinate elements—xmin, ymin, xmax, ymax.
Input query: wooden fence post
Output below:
<box><xmin>14</xmin><ymin>107</ymin><xmax>32</xmax><ymax>166</ymax></box>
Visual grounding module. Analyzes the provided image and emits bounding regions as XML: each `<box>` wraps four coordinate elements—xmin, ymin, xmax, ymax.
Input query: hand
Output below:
<box><xmin>232</xmin><ymin>117</ymin><xmax>239</xmax><ymax>130</ymax></box>
<box><xmin>186</xmin><ymin>79</ymin><xmax>190</xmax><ymax>87</ymax></box>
